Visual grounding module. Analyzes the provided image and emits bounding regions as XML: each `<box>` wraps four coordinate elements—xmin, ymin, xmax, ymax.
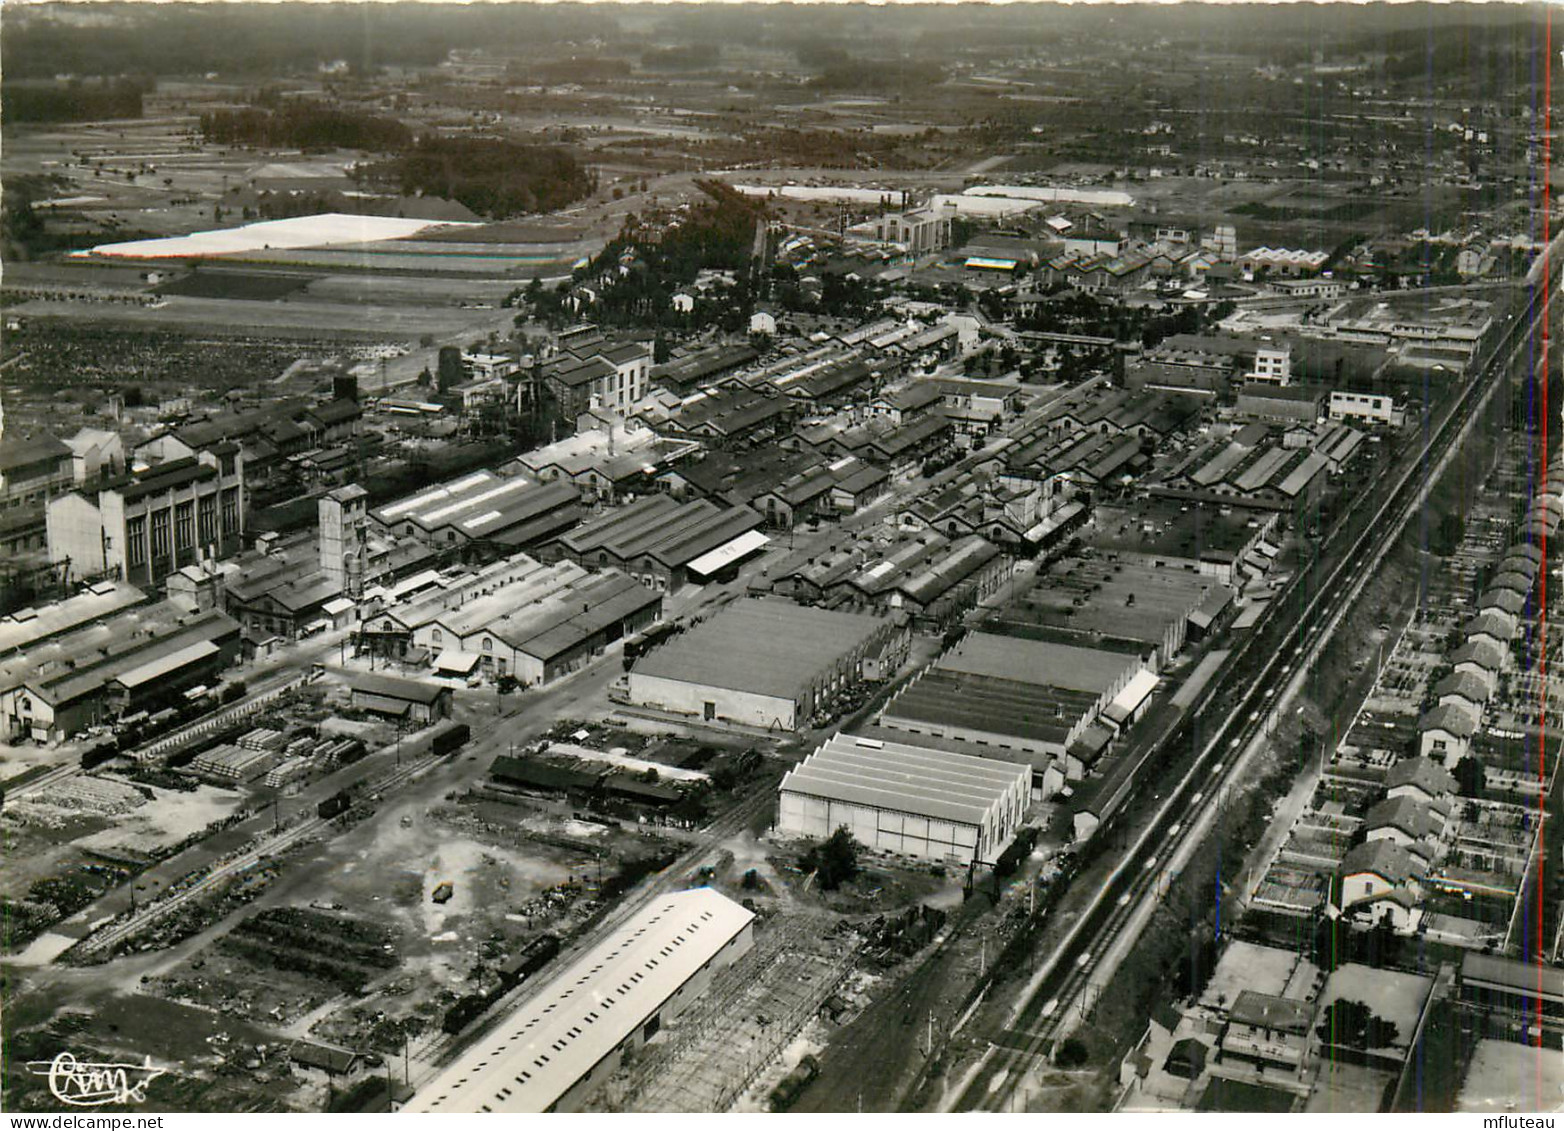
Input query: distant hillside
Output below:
<box><xmin>1</xmin><ymin>78</ymin><xmax>145</xmax><ymax>124</ymax></box>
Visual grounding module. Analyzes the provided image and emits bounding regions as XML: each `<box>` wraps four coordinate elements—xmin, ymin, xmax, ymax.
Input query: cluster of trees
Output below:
<box><xmin>727</xmin><ymin>126</ymin><xmax>921</xmax><ymax>172</ymax></box>
<box><xmin>250</xmin><ymin>189</ymin><xmax>352</xmax><ymax>222</ymax></box>
<box><xmin>513</xmin><ymin>57</ymin><xmax>633</xmax><ymax>85</ymax></box>
<box><xmin>1376</xmin><ymin>19</ymin><xmax>1535</xmax><ymax>85</ymax></box>
<box><xmin>199</xmin><ymin>98</ymin><xmax>411</xmax><ymax>152</ymax></box>
<box><xmin>619</xmin><ymin>179</ymin><xmax>762</xmax><ymax>277</ymax></box>
<box><xmin>1315</xmin><ymin>998</ymin><xmax>1399</xmax><ymax>1051</ymax></box>
<box><xmin>2</xmin><ymin>176</ymin><xmax>54</xmax><ymax>258</ymax></box>
<box><xmin>360</xmin><ymin>137</ymin><xmax>595</xmax><ymax>219</ymax></box>
<box><xmin>2</xmin><ymin>174</ymin><xmax>94</xmax><ymax>260</ymax></box>
<box><xmin>770</xmin><ymin>263</ymin><xmax>886</xmax><ymax>322</ymax></box>
<box><xmin>2</xmin><ymin>77</ymin><xmax>147</xmax><ymax>123</ymax></box>
<box><xmin>562</xmin><ymin>180</ymin><xmax>765</xmax><ymax>330</ymax></box>
<box><xmin>802</xmin><ymin>828</ymin><xmax>860</xmax><ymax>892</ymax></box>
<box><xmin>811</xmin><ymin>57</ymin><xmax>944</xmax><ymax>93</ymax></box>
<box><xmin>510</xmin><ymin>277</ymin><xmax>577</xmax><ymax>331</ymax></box>
<box><xmin>789</xmin><ymin>44</ymin><xmax>945</xmax><ymax>94</ymax></box>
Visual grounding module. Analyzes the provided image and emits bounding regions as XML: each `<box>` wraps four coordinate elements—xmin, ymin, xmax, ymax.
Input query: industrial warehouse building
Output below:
<box><xmin>346</xmin><ymin>671</ymin><xmax>452</xmax><ymax>723</ymax></box>
<box><xmin>0</xmin><ymin>604</ymin><xmax>240</xmax><ymax>743</ymax></box>
<box><xmin>47</xmin><ymin>448</ymin><xmax>247</xmax><ymax>587</ymax></box>
<box><xmin>370</xmin><ymin>471</ymin><xmax>583</xmax><ymax>549</ymax></box>
<box><xmin>409</xmin><ymin>887</ymin><xmax>755</xmax><ymax>1113</ymax></box>
<box><xmin>419</xmin><ymin>567</ymin><xmax>660</xmax><ymax>685</ymax></box>
<box><xmin>983</xmin><ymin>557</ymin><xmax>1219</xmax><ymax>671</ymax></box>
<box><xmin>547</xmin><ymin>494</ymin><xmax>766</xmax><ymax>593</ymax></box>
<box><xmin>355</xmin><ymin>553</ymin><xmax>662</xmax><ymax>683</ymax></box>
<box><xmin>778</xmin><ymin>733</ymin><xmax>1030</xmax><ymax>865</ymax></box>
<box><xmin>627</xmin><ymin>598</ymin><xmax>907</xmax><ymax>730</ymax></box>
<box><xmin>877</xmin><ymin>631</ymin><xmax>1146</xmax><ymax>788</ymax></box>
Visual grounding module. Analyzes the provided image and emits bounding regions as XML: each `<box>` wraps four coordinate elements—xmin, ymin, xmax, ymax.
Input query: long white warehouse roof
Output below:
<box><xmin>781</xmin><ymin>733</ymin><xmax>1029</xmax><ymax>826</ymax></box>
<box><xmin>408</xmin><ymin>887</ymin><xmax>753</xmax><ymax>1113</ymax></box>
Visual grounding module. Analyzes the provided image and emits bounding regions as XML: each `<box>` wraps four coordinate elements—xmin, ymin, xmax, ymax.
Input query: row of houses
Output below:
<box><xmin>1418</xmin><ymin>538</ymin><xmax>1546</xmax><ymax>770</ymax></box>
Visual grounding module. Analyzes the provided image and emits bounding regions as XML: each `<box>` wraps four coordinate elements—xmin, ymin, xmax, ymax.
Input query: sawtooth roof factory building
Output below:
<box><xmin>877</xmin><ymin>631</ymin><xmax>1147</xmax><ymax>791</ymax></box>
<box><xmin>410</xmin><ymin>887</ymin><xmax>754</xmax><ymax>1113</ymax></box>
<box><xmin>370</xmin><ymin>470</ymin><xmax>583</xmax><ymax>550</ymax></box>
<box><xmin>627</xmin><ymin>598</ymin><xmax>907</xmax><ymax>730</ymax></box>
<box><xmin>779</xmin><ymin>732</ymin><xmax>1030</xmax><ymax>865</ymax></box>
<box><xmin>546</xmin><ymin>494</ymin><xmax>766</xmax><ymax>594</ymax></box>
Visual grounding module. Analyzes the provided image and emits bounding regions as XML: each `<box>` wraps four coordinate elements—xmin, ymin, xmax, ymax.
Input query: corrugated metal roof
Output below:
<box><xmin>632</xmin><ymin>599</ymin><xmax>889</xmax><ymax>701</ymax></box>
<box><xmin>1234</xmin><ymin>446</ymin><xmax>1294</xmax><ymax>493</ymax></box>
<box><xmin>939</xmin><ymin>632</ymin><xmax>1135</xmax><ymax>695</ymax></box>
<box><xmin>686</xmin><ymin>529</ymin><xmax>770</xmax><ymax>578</ymax></box>
<box><xmin>1275</xmin><ymin>451</ymin><xmax>1328</xmax><ymax>497</ymax></box>
<box><xmin>782</xmin><ymin>733</ymin><xmax>1027</xmax><ymax>826</ymax></box>
<box><xmin>410</xmin><ymin>888</ymin><xmax>753</xmax><ymax>1113</ymax></box>
<box><xmin>112</xmin><ymin>639</ymin><xmax>219</xmax><ymax>690</ymax></box>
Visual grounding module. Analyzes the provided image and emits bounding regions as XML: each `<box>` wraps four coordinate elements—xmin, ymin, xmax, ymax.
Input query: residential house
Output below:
<box><xmin>1385</xmin><ymin>758</ymin><xmax>1459</xmax><ymax>806</ymax></box>
<box><xmin>1418</xmin><ymin>701</ymin><xmax>1481</xmax><ymax>766</ymax></box>
<box><xmin>1219</xmin><ymin>991</ymin><xmax>1314</xmax><ymax>1077</ymax></box>
<box><xmin>1333</xmin><ymin>839</ymin><xmax>1426</xmax><ymax>932</ymax></box>
<box><xmin>0</xmin><ymin>434</ymin><xmax>73</xmax><ymax>509</ymax></box>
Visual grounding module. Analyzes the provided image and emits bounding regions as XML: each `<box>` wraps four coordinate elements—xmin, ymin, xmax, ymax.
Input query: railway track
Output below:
<box><xmin>5</xmin><ymin>669</ymin><xmax>307</xmax><ymax>804</ymax></box>
<box><xmin>70</xmin><ymin>749</ymin><xmax>443</xmax><ymax>958</ymax></box>
<box><xmin>406</xmin><ymin>785</ymin><xmax>775</xmax><ymax>1077</ymax></box>
<box><xmin>4</xmin><ymin>762</ymin><xmax>81</xmax><ymax>802</ymax></box>
<box><xmin>951</xmin><ymin>274</ymin><xmax>1554</xmax><ymax>1111</ymax></box>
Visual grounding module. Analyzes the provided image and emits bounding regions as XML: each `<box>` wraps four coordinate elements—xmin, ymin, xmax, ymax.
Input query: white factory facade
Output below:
<box><xmin>779</xmin><ymin>732</ymin><xmax>1031</xmax><ymax>865</ymax></box>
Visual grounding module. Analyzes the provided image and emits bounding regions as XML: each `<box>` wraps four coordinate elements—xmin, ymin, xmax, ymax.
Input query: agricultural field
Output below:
<box><xmin>154</xmin><ymin>269</ymin><xmax>314</xmax><ymax>301</ymax></box>
<box><xmin>298</xmin><ymin>273</ymin><xmax>519</xmax><ymax>307</ymax></box>
<box><xmin>8</xmin><ymin>295</ymin><xmax>489</xmax><ymax>340</ymax></box>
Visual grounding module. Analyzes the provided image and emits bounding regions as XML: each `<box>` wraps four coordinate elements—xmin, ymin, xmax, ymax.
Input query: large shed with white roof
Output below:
<box><xmin>408</xmin><ymin>887</ymin><xmax>754</xmax><ymax>1113</ymax></box>
<box><xmin>779</xmin><ymin>733</ymin><xmax>1030</xmax><ymax>864</ymax></box>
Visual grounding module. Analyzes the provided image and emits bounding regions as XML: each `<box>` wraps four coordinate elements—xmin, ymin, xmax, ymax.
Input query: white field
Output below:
<box><xmin>925</xmin><ymin>193</ymin><xmax>1045</xmax><ymax>217</ymax></box>
<box><xmin>77</xmin><ymin>213</ymin><xmax>480</xmax><ymax>260</ymax></box>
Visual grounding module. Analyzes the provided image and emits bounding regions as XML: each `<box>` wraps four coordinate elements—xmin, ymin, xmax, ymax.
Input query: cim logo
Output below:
<box><xmin>26</xmin><ymin>1052</ymin><xmax>170</xmax><ymax>1107</ymax></box>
